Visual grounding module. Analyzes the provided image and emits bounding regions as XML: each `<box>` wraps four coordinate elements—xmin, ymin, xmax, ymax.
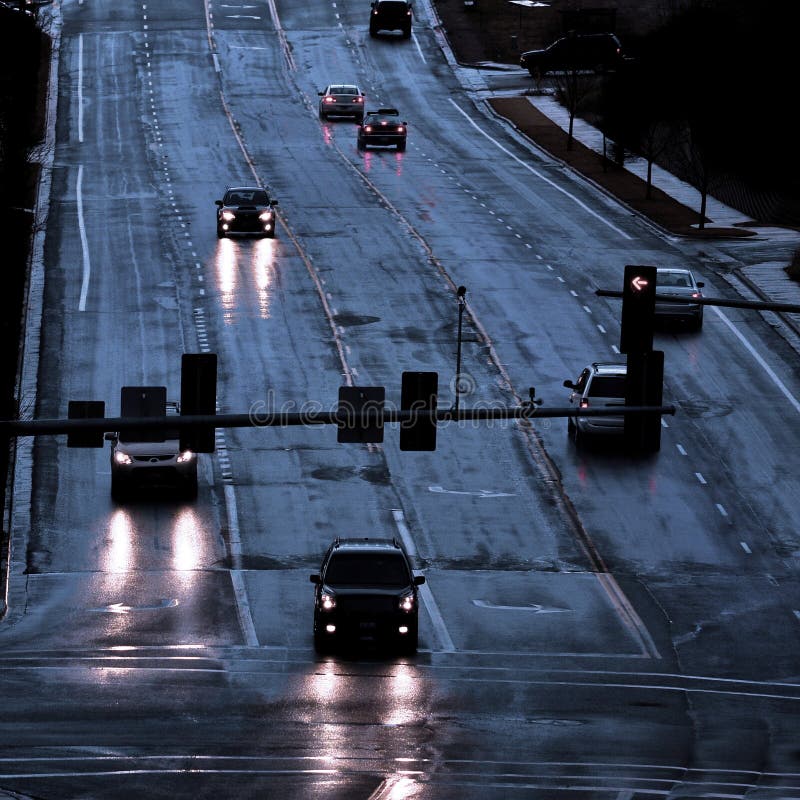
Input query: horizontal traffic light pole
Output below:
<box><xmin>1</xmin><ymin>405</ymin><xmax>676</xmax><ymax>437</ymax></box>
<box><xmin>596</xmin><ymin>289</ymin><xmax>800</xmax><ymax>313</ymax></box>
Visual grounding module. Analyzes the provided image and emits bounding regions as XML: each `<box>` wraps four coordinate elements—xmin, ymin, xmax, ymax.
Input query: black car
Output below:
<box><xmin>520</xmin><ymin>32</ymin><xmax>626</xmax><ymax>77</ymax></box>
<box><xmin>310</xmin><ymin>537</ymin><xmax>425</xmax><ymax>654</ymax></box>
<box><xmin>369</xmin><ymin>0</ymin><xmax>412</xmax><ymax>38</ymax></box>
<box><xmin>357</xmin><ymin>108</ymin><xmax>407</xmax><ymax>151</ymax></box>
<box><xmin>215</xmin><ymin>186</ymin><xmax>278</xmax><ymax>238</ymax></box>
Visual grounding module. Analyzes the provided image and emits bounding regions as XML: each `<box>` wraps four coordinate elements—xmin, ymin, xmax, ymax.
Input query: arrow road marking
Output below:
<box><xmin>91</xmin><ymin>599</ymin><xmax>179</xmax><ymax>614</ymax></box>
<box><xmin>428</xmin><ymin>485</ymin><xmax>515</xmax><ymax>498</ymax></box>
<box><xmin>473</xmin><ymin>599</ymin><xmax>570</xmax><ymax>613</ymax></box>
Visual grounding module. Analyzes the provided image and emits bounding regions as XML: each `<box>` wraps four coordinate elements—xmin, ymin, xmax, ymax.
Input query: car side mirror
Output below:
<box><xmin>215</xmin><ymin>200</ymin><xmax>223</xmax><ymax>207</ymax></box>
<box><xmin>271</xmin><ymin>199</ymin><xmax>279</xmax><ymax>206</ymax></box>
<box><xmin>318</xmin><ymin>91</ymin><xmax>323</xmax><ymax>96</ymax></box>
<box><xmin>563</xmin><ymin>379</ymin><xmax>575</xmax><ymax>389</ymax></box>
<box><xmin>414</xmin><ymin>575</ymin><xmax>425</xmax><ymax>586</ymax></box>
<box><xmin>309</xmin><ymin>574</ymin><xmax>320</xmax><ymax>584</ymax></box>
<box><xmin>696</xmin><ymin>281</ymin><xmax>704</xmax><ymax>288</ymax></box>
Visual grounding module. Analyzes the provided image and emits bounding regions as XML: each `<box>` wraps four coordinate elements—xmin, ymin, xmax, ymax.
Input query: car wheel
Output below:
<box><xmin>184</xmin><ymin>480</ymin><xmax>198</xmax><ymax>501</ymax></box>
<box><xmin>110</xmin><ymin>474</ymin><xmax>127</xmax><ymax>502</ymax></box>
<box><xmin>319</xmin><ymin>109</ymin><xmax>326</xmax><ymax>121</ymax></box>
<box><xmin>369</xmin><ymin>25</ymin><xmax>377</xmax><ymax>37</ymax></box>
<box><xmin>397</xmin><ymin>141</ymin><xmax>406</xmax><ymax>152</ymax></box>
<box><xmin>573</xmin><ymin>426</ymin><xmax>584</xmax><ymax>447</ymax></box>
<box><xmin>402</xmin><ymin>25</ymin><xmax>411</xmax><ymax>38</ymax></box>
<box><xmin>357</xmin><ymin>139</ymin><xmax>365</xmax><ymax>151</ymax></box>
<box><xmin>694</xmin><ymin>315</ymin><xmax>704</xmax><ymax>332</ymax></box>
<box><xmin>216</xmin><ymin>227</ymin><xmax>225</xmax><ymax>239</ymax></box>
<box><xmin>567</xmin><ymin>416</ymin><xmax>575</xmax><ymax>436</ymax></box>
<box><xmin>399</xmin><ymin>628</ymin><xmax>418</xmax><ymax>655</ymax></box>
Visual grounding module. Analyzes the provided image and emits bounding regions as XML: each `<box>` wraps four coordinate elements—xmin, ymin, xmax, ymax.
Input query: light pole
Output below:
<box><xmin>454</xmin><ymin>285</ymin><xmax>467</xmax><ymax>413</ymax></box>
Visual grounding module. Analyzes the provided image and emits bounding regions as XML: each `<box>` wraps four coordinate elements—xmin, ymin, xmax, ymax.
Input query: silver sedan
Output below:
<box><xmin>655</xmin><ymin>267</ymin><xmax>705</xmax><ymax>331</ymax></box>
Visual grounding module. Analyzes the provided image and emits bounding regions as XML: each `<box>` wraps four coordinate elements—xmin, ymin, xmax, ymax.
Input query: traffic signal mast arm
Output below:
<box><xmin>1</xmin><ymin>404</ymin><xmax>676</xmax><ymax>438</ymax></box>
<box><xmin>596</xmin><ymin>289</ymin><xmax>800</xmax><ymax>313</ymax></box>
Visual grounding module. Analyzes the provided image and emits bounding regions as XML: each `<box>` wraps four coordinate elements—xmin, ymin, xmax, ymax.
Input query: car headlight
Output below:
<box><xmin>221</xmin><ymin>210</ymin><xmax>235</xmax><ymax>221</ymax></box>
<box><xmin>258</xmin><ymin>210</ymin><xmax>273</xmax><ymax>221</ymax></box>
<box><xmin>176</xmin><ymin>450</ymin><xmax>195</xmax><ymax>463</ymax></box>
<box><xmin>114</xmin><ymin>451</ymin><xmax>133</xmax><ymax>465</ymax></box>
<box><xmin>320</xmin><ymin>592</ymin><xmax>336</xmax><ymax>611</ymax></box>
<box><xmin>398</xmin><ymin>593</ymin><xmax>415</xmax><ymax>612</ymax></box>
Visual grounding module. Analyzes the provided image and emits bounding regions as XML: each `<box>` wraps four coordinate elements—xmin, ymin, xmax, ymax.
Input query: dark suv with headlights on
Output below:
<box><xmin>105</xmin><ymin>401</ymin><xmax>198</xmax><ymax>500</ymax></box>
<box><xmin>215</xmin><ymin>186</ymin><xmax>278</xmax><ymax>238</ymax></box>
<box><xmin>310</xmin><ymin>537</ymin><xmax>425</xmax><ymax>654</ymax></box>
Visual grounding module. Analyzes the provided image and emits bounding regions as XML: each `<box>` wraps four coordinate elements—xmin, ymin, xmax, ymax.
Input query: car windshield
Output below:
<box><xmin>325</xmin><ymin>552</ymin><xmax>410</xmax><ymax>587</ymax></box>
<box><xmin>225</xmin><ymin>189</ymin><xmax>269</xmax><ymax>205</ymax></box>
<box><xmin>659</xmin><ymin>272</ymin><xmax>692</xmax><ymax>287</ymax></box>
<box><xmin>588</xmin><ymin>377</ymin><xmax>625</xmax><ymax>398</ymax></box>
<box><xmin>332</xmin><ymin>86</ymin><xmax>357</xmax><ymax>95</ymax></box>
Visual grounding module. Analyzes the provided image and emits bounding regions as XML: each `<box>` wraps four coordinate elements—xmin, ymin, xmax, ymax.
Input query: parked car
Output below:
<box><xmin>318</xmin><ymin>84</ymin><xmax>366</xmax><ymax>121</ymax></box>
<box><xmin>520</xmin><ymin>32</ymin><xmax>626</xmax><ymax>77</ymax></box>
<box><xmin>357</xmin><ymin>108</ymin><xmax>407</xmax><ymax>151</ymax></box>
<box><xmin>310</xmin><ymin>536</ymin><xmax>425</xmax><ymax>654</ymax></box>
<box><xmin>105</xmin><ymin>401</ymin><xmax>198</xmax><ymax>500</ymax></box>
<box><xmin>215</xmin><ymin>186</ymin><xmax>278</xmax><ymax>238</ymax></box>
<box><xmin>369</xmin><ymin>0</ymin><xmax>412</xmax><ymax>38</ymax></box>
<box><xmin>563</xmin><ymin>362</ymin><xmax>627</xmax><ymax>445</ymax></box>
<box><xmin>655</xmin><ymin>267</ymin><xmax>704</xmax><ymax>330</ymax></box>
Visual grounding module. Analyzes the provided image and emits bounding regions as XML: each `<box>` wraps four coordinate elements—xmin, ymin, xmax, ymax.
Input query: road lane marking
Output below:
<box><xmin>695</xmin><ymin>472</ymin><xmax>706</xmax><ymax>484</ymax></box>
<box><xmin>225</xmin><ymin>484</ymin><xmax>259</xmax><ymax>647</ymax></box>
<box><xmin>740</xmin><ymin>541</ymin><xmax>751</xmax><ymax>554</ymax></box>
<box><xmin>77</xmin><ymin>164</ymin><xmax>91</xmax><ymax>311</ymax></box>
<box><xmin>449</xmin><ymin>99</ymin><xmax>633</xmax><ymax>239</ymax></box>
<box><xmin>392</xmin><ymin>509</ymin><xmax>455</xmax><ymax>652</ymax></box>
<box><xmin>713</xmin><ymin>305</ymin><xmax>800</xmax><ymax>413</ymax></box>
<box><xmin>77</xmin><ymin>34</ymin><xmax>84</xmax><ymax>142</ymax></box>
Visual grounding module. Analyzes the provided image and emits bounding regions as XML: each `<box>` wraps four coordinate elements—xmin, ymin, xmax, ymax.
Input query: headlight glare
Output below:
<box><xmin>221</xmin><ymin>210</ymin><xmax>235</xmax><ymax>221</ymax></box>
<box><xmin>114</xmin><ymin>451</ymin><xmax>133</xmax><ymax>465</ymax></box>
<box><xmin>398</xmin><ymin>593</ymin><xmax>415</xmax><ymax>612</ymax></box>
<box><xmin>177</xmin><ymin>450</ymin><xmax>195</xmax><ymax>463</ymax></box>
<box><xmin>321</xmin><ymin>592</ymin><xmax>336</xmax><ymax>611</ymax></box>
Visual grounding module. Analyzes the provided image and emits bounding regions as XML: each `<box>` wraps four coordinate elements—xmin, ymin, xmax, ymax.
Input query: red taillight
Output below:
<box><xmin>580</xmin><ymin>399</ymin><xmax>589</xmax><ymax>409</ymax></box>
<box><xmin>692</xmin><ymin>291</ymin><xmax>701</xmax><ymax>298</ymax></box>
<box><xmin>355</xmin><ymin>97</ymin><xmax>363</xmax><ymax>103</ymax></box>
<box><xmin>324</xmin><ymin>97</ymin><xmax>335</xmax><ymax>103</ymax></box>
<box><xmin>397</xmin><ymin>126</ymin><xmax>404</xmax><ymax>133</ymax></box>
<box><xmin>364</xmin><ymin>125</ymin><xmax>372</xmax><ymax>132</ymax></box>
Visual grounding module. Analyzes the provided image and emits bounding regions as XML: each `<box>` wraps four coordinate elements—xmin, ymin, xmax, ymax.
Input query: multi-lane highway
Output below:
<box><xmin>2</xmin><ymin>0</ymin><xmax>800</xmax><ymax>796</ymax></box>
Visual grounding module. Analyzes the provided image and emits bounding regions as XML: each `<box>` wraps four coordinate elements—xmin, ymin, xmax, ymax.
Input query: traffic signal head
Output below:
<box><xmin>620</xmin><ymin>264</ymin><xmax>656</xmax><ymax>353</ymax></box>
<box><xmin>400</xmin><ymin>371</ymin><xmax>438</xmax><ymax>451</ymax></box>
<box><xmin>180</xmin><ymin>353</ymin><xmax>217</xmax><ymax>452</ymax></box>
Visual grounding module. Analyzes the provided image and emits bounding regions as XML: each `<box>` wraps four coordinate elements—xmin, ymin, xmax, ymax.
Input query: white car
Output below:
<box><xmin>563</xmin><ymin>362</ymin><xmax>627</xmax><ymax>445</ymax></box>
<box><xmin>318</xmin><ymin>84</ymin><xmax>365</xmax><ymax>121</ymax></box>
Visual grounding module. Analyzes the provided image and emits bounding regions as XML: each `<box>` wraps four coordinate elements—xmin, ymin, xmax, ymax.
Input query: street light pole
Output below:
<box><xmin>454</xmin><ymin>285</ymin><xmax>467</xmax><ymax>412</ymax></box>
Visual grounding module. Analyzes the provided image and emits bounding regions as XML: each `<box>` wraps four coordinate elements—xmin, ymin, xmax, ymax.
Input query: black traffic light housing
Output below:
<box><xmin>620</xmin><ymin>264</ymin><xmax>656</xmax><ymax>354</ymax></box>
<box><xmin>400</xmin><ymin>371</ymin><xmax>438</xmax><ymax>451</ymax></box>
<box><xmin>180</xmin><ymin>353</ymin><xmax>217</xmax><ymax>452</ymax></box>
